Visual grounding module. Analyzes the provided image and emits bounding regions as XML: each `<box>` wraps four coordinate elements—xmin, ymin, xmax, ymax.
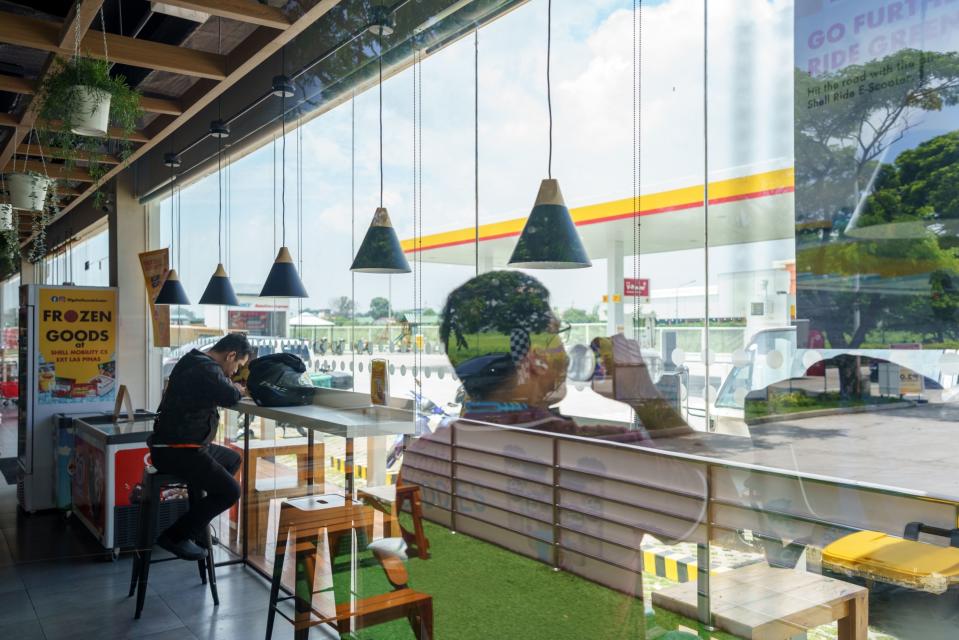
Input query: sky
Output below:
<box><xmin>157</xmin><ymin>0</ymin><xmax>796</xmax><ymax>318</ymax></box>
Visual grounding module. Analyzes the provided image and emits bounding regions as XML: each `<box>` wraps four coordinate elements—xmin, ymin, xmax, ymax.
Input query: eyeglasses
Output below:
<box><xmin>545</xmin><ymin>321</ymin><xmax>572</xmax><ymax>351</ymax></box>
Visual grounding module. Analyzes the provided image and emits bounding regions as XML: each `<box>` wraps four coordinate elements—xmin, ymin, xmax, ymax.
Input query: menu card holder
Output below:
<box><xmin>113</xmin><ymin>384</ymin><xmax>134</xmax><ymax>422</ymax></box>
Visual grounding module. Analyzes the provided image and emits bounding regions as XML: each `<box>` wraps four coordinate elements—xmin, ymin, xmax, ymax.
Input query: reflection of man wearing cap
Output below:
<box><xmin>438</xmin><ymin>271</ymin><xmax>691</xmax><ymax>440</ymax></box>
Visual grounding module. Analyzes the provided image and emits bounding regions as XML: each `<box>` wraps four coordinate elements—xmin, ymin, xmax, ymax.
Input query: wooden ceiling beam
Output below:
<box><xmin>0</xmin><ymin>1</ymin><xmax>103</xmax><ymax>180</ymax></box>
<box><xmin>44</xmin><ymin>0</ymin><xmax>342</xmax><ymax>233</ymax></box>
<box><xmin>17</xmin><ymin>144</ymin><xmax>119</xmax><ymax>164</ymax></box>
<box><xmin>0</xmin><ymin>76</ymin><xmax>182</xmax><ymax>115</ymax></box>
<box><xmin>0</xmin><ymin>12</ymin><xmax>228</xmax><ymax>79</ymax></box>
<box><xmin>4</xmin><ymin>160</ymin><xmax>94</xmax><ymax>182</ymax></box>
<box><xmin>157</xmin><ymin>0</ymin><xmax>292</xmax><ymax>31</ymax></box>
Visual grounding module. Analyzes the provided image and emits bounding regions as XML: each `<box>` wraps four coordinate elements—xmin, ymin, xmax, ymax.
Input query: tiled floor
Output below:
<box><xmin>0</xmin><ymin>482</ymin><xmax>335</xmax><ymax>640</ymax></box>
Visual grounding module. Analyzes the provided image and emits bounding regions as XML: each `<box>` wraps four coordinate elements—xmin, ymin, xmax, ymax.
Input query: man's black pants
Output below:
<box><xmin>148</xmin><ymin>444</ymin><xmax>241</xmax><ymax>541</ymax></box>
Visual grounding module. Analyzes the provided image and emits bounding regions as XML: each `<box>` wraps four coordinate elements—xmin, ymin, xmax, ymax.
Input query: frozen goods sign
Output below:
<box><xmin>38</xmin><ymin>288</ymin><xmax>117</xmax><ymax>404</ymax></box>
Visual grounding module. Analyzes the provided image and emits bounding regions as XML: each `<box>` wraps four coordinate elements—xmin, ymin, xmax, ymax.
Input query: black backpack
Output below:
<box><xmin>246</xmin><ymin>353</ymin><xmax>316</xmax><ymax>407</ymax></box>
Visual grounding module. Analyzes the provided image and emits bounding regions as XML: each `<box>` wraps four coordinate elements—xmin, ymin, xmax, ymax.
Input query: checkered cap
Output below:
<box><xmin>509</xmin><ymin>328</ymin><xmax>530</xmax><ymax>365</ymax></box>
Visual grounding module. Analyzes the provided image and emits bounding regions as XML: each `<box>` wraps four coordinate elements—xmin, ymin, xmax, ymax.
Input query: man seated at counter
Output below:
<box><xmin>435</xmin><ymin>271</ymin><xmax>693</xmax><ymax>440</ymax></box>
<box><xmin>148</xmin><ymin>333</ymin><xmax>252</xmax><ymax>560</ymax></box>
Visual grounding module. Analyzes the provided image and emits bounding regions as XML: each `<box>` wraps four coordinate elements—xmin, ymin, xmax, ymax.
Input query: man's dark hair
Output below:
<box><xmin>440</xmin><ymin>271</ymin><xmax>553</xmax><ymax>399</ymax></box>
<box><xmin>210</xmin><ymin>333</ymin><xmax>253</xmax><ymax>358</ymax></box>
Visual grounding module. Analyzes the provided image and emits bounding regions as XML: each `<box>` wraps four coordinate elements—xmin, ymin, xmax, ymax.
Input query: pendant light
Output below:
<box><xmin>508</xmin><ymin>0</ymin><xmax>590</xmax><ymax>269</ymax></box>
<box><xmin>200</xmin><ymin>21</ymin><xmax>239</xmax><ymax>306</ymax></box>
<box><xmin>199</xmin><ymin>126</ymin><xmax>239</xmax><ymax>305</ymax></box>
<box><xmin>260</xmin><ymin>46</ymin><xmax>308</xmax><ymax>298</ymax></box>
<box><xmin>351</xmin><ymin>22</ymin><xmax>411</xmax><ymax>274</ymax></box>
<box><xmin>155</xmin><ymin>149</ymin><xmax>191</xmax><ymax>305</ymax></box>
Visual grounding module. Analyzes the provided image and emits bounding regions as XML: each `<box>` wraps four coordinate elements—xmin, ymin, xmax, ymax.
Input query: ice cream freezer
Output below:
<box><xmin>70</xmin><ymin>412</ymin><xmax>189</xmax><ymax>558</ymax></box>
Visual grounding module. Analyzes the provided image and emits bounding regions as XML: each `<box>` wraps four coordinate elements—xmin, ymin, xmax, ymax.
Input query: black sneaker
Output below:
<box><xmin>156</xmin><ymin>532</ymin><xmax>206</xmax><ymax>561</ymax></box>
<box><xmin>191</xmin><ymin>526</ymin><xmax>219</xmax><ymax>550</ymax></box>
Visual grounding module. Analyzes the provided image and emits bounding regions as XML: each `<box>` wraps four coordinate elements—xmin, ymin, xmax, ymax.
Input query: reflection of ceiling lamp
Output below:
<box><xmin>351</xmin><ymin>29</ymin><xmax>410</xmax><ymax>274</ymax></box>
<box><xmin>508</xmin><ymin>0</ymin><xmax>590</xmax><ymax>269</ymax></box>
<box><xmin>162</xmin><ymin>152</ymin><xmax>181</xmax><ymax>168</ymax></box>
<box><xmin>261</xmin><ymin>46</ymin><xmax>308</xmax><ymax>298</ymax></box>
<box><xmin>271</xmin><ymin>75</ymin><xmax>295</xmax><ymax>98</ymax></box>
<box><xmin>155</xmin><ymin>147</ymin><xmax>190</xmax><ymax>305</ymax></box>
<box><xmin>367</xmin><ymin>5</ymin><xmax>395</xmax><ymax>36</ymax></box>
<box><xmin>209</xmin><ymin>119</ymin><xmax>230</xmax><ymax>139</ymax></box>
<box><xmin>199</xmin><ymin>118</ymin><xmax>239</xmax><ymax>306</ymax></box>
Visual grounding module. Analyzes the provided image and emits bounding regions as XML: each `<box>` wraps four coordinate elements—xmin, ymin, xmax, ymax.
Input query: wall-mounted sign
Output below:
<box><xmin>624</xmin><ymin>278</ymin><xmax>649</xmax><ymax>298</ymax></box>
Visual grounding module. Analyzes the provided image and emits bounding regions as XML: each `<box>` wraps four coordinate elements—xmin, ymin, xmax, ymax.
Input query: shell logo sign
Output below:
<box><xmin>38</xmin><ymin>288</ymin><xmax>117</xmax><ymax>404</ymax></box>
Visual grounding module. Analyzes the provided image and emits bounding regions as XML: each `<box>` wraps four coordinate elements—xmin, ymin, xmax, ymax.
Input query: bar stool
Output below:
<box><xmin>358</xmin><ymin>484</ymin><xmax>431</xmax><ymax>560</ymax></box>
<box><xmin>264</xmin><ymin>494</ymin><xmax>433</xmax><ymax>640</ymax></box>
<box><xmin>128</xmin><ymin>466</ymin><xmax>219</xmax><ymax>619</ymax></box>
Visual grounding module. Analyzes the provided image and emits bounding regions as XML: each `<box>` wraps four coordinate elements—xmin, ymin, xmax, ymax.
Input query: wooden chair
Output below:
<box><xmin>226</xmin><ymin>438</ymin><xmax>325</xmax><ymax>554</ymax></box>
<box><xmin>357</xmin><ymin>483</ymin><xmax>430</xmax><ymax>560</ymax></box>
<box><xmin>264</xmin><ymin>494</ymin><xmax>433</xmax><ymax>640</ymax></box>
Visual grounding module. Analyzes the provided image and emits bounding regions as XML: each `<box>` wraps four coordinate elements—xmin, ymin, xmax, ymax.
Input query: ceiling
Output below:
<box><xmin>0</xmin><ymin>0</ymin><xmax>527</xmax><ymax>262</ymax></box>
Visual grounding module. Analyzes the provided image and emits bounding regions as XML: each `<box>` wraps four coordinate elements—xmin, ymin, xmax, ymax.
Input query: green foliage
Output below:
<box><xmin>35</xmin><ymin>56</ymin><xmax>143</xmax><ymax>205</ymax></box>
<box><xmin>0</xmin><ymin>224</ymin><xmax>21</xmax><ymax>278</ymax></box>
<box><xmin>561</xmin><ymin>306</ymin><xmax>600</xmax><ymax>323</ymax></box>
<box><xmin>369</xmin><ymin>296</ymin><xmax>391</xmax><ymax>320</ymax></box>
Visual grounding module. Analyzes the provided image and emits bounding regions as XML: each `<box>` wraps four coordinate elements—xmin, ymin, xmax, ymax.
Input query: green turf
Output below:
<box><xmin>326</xmin><ymin>520</ymin><xmax>739</xmax><ymax>640</ymax></box>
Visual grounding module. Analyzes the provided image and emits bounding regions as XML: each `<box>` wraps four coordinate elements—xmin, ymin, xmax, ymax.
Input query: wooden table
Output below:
<box><xmin>651</xmin><ymin>562</ymin><xmax>867</xmax><ymax>639</ymax></box>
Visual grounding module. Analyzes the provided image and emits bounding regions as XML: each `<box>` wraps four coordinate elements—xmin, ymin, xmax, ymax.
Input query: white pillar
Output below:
<box><xmin>607</xmin><ymin>238</ymin><xmax>624</xmax><ymax>336</ymax></box>
<box><xmin>109</xmin><ymin>172</ymin><xmax>162</xmax><ymax>412</ymax></box>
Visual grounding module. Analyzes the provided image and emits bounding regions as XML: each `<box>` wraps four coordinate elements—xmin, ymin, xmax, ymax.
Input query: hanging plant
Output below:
<box><xmin>35</xmin><ymin>56</ymin><xmax>142</xmax><ymax>205</ymax></box>
<box><xmin>5</xmin><ymin>171</ymin><xmax>52</xmax><ymax>211</ymax></box>
<box><xmin>0</xmin><ymin>205</ymin><xmax>21</xmax><ymax>277</ymax></box>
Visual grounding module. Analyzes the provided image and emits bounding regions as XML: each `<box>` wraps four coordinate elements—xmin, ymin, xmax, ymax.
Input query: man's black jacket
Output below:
<box><xmin>150</xmin><ymin>349</ymin><xmax>241</xmax><ymax>446</ymax></box>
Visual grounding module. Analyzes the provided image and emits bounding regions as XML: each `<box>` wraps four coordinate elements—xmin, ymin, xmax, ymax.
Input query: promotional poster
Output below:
<box><xmin>37</xmin><ymin>288</ymin><xmax>117</xmax><ymax>405</ymax></box>
<box><xmin>795</xmin><ymin>0</ymin><xmax>959</xmax><ymax>348</ymax></box>
<box><xmin>138</xmin><ymin>249</ymin><xmax>171</xmax><ymax>348</ymax></box>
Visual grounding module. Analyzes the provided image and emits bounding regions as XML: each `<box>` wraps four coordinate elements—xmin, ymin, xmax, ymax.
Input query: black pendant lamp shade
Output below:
<box><xmin>210</xmin><ymin>120</ymin><xmax>230</xmax><ymax>138</ymax></box>
<box><xmin>272</xmin><ymin>75</ymin><xmax>295</xmax><ymax>98</ymax></box>
<box><xmin>260</xmin><ymin>246</ymin><xmax>308</xmax><ymax>297</ymax></box>
<box><xmin>155</xmin><ymin>268</ymin><xmax>191</xmax><ymax>305</ymax></box>
<box><xmin>351</xmin><ymin>207</ymin><xmax>411</xmax><ymax>273</ymax></box>
<box><xmin>508</xmin><ymin>179</ymin><xmax>591</xmax><ymax>269</ymax></box>
<box><xmin>199</xmin><ymin>263</ymin><xmax>239</xmax><ymax>306</ymax></box>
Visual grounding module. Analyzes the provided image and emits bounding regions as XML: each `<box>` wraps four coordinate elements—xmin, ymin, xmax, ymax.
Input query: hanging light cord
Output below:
<box><xmin>379</xmin><ymin>35</ymin><xmax>385</xmax><ymax>208</ymax></box>
<box><xmin>547</xmin><ymin>0</ymin><xmax>552</xmax><ymax>180</ymax></box>
<box><xmin>474</xmin><ymin>29</ymin><xmax>479</xmax><ymax>275</ymax></box>
<box><xmin>216</xmin><ymin>16</ymin><xmax>223</xmax><ymax>264</ymax></box>
<box><xmin>281</xmin><ymin>46</ymin><xmax>287</xmax><ymax>246</ymax></box>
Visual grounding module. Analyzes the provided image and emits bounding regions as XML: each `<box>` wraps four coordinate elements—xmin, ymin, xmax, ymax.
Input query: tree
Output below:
<box><xmin>561</xmin><ymin>306</ymin><xmax>600</xmax><ymax>323</ymax></box>
<box><xmin>329</xmin><ymin>296</ymin><xmax>353</xmax><ymax>318</ymax></box>
<box><xmin>369</xmin><ymin>297</ymin><xmax>390</xmax><ymax>320</ymax></box>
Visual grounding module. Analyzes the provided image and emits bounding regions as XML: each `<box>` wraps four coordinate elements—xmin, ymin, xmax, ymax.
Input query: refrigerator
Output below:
<box><xmin>17</xmin><ymin>285</ymin><xmax>118</xmax><ymax>513</ymax></box>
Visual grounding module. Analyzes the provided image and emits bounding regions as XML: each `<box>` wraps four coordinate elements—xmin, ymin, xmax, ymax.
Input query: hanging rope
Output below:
<box><xmin>379</xmin><ymin>34</ymin><xmax>385</xmax><ymax>208</ymax></box>
<box><xmin>281</xmin><ymin>47</ymin><xmax>287</xmax><ymax>247</ymax></box>
<box><xmin>546</xmin><ymin>0</ymin><xmax>553</xmax><ymax>179</ymax></box>
<box><xmin>474</xmin><ymin>28</ymin><xmax>479</xmax><ymax>276</ymax></box>
<box><xmin>632</xmin><ymin>0</ymin><xmax>643</xmax><ymax>338</ymax></box>
<box><xmin>99</xmin><ymin>5</ymin><xmax>109</xmax><ymax>62</ymax></box>
<box><xmin>73</xmin><ymin>0</ymin><xmax>81</xmax><ymax>59</ymax></box>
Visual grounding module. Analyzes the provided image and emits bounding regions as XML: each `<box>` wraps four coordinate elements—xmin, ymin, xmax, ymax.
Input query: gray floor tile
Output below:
<box><xmin>0</xmin><ymin>588</ymin><xmax>37</xmax><ymax>625</ymax></box>
<box><xmin>15</xmin><ymin>556</ymin><xmax>132</xmax><ymax>590</ymax></box>
<box><xmin>157</xmin><ymin>566</ymin><xmax>272</xmax><ymax>625</ymax></box>
<box><xmin>0</xmin><ymin>565</ymin><xmax>24</xmax><ymax>594</ymax></box>
<box><xmin>0</xmin><ymin>617</ymin><xmax>46</xmax><ymax>640</ymax></box>
<box><xmin>185</xmin><ymin>605</ymin><xmax>334</xmax><ymax>640</ymax></box>
<box><xmin>139</xmin><ymin>628</ymin><xmax>198</xmax><ymax>640</ymax></box>
<box><xmin>38</xmin><ymin>593</ymin><xmax>181</xmax><ymax>640</ymax></box>
<box><xmin>29</xmin><ymin>569</ymin><xmax>148</xmax><ymax>619</ymax></box>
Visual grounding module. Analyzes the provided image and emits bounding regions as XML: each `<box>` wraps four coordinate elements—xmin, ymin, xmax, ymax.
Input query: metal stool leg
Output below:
<box><xmin>265</xmin><ymin>521</ymin><xmax>288</xmax><ymax>640</ymax></box>
<box><xmin>206</xmin><ymin>545</ymin><xmax>219</xmax><ymax>606</ymax></box>
<box><xmin>134</xmin><ymin>477</ymin><xmax>161</xmax><ymax>620</ymax></box>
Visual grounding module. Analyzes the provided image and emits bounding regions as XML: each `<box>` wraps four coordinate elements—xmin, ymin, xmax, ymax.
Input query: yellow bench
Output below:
<box><xmin>822</xmin><ymin>524</ymin><xmax>959</xmax><ymax>594</ymax></box>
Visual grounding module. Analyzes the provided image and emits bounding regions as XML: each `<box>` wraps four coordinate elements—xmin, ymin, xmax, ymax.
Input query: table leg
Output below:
<box><xmin>306</xmin><ymin>429</ymin><xmax>314</xmax><ymax>493</ymax></box>
<box><xmin>242</xmin><ymin>414</ymin><xmax>250</xmax><ymax>563</ymax></box>
<box><xmin>345</xmin><ymin>437</ymin><xmax>355</xmax><ymax>499</ymax></box>
<box><xmin>837</xmin><ymin>591</ymin><xmax>868</xmax><ymax>640</ymax></box>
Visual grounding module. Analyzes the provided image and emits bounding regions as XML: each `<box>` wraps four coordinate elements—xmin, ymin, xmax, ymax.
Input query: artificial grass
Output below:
<box><xmin>327</xmin><ymin>520</ymin><xmax>738</xmax><ymax>640</ymax></box>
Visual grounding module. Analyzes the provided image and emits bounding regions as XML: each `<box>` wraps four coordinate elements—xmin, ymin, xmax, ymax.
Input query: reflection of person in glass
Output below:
<box><xmin>438</xmin><ymin>271</ymin><xmax>692</xmax><ymax>439</ymax></box>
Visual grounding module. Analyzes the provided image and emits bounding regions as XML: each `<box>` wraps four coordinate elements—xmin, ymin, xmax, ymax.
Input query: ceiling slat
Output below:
<box><xmin>17</xmin><ymin>144</ymin><xmax>119</xmax><ymax>164</ymax></box>
<box><xmin>156</xmin><ymin>0</ymin><xmax>292</xmax><ymax>31</ymax></box>
<box><xmin>0</xmin><ymin>75</ymin><xmax>181</xmax><ymax>115</ymax></box>
<box><xmin>4</xmin><ymin>160</ymin><xmax>94</xmax><ymax>182</ymax></box>
<box><xmin>45</xmin><ymin>0</ymin><xmax>343</xmax><ymax>230</ymax></box>
<box><xmin>0</xmin><ymin>12</ymin><xmax>228</xmax><ymax>79</ymax></box>
<box><xmin>0</xmin><ymin>1</ymin><xmax>103</xmax><ymax>179</ymax></box>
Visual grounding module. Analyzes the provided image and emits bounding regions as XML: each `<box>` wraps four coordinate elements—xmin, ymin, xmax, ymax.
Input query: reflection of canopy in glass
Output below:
<box><xmin>845</xmin><ymin>218</ymin><xmax>959</xmax><ymax>241</ymax></box>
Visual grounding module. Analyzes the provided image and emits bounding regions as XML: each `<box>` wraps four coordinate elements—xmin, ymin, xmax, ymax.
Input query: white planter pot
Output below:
<box><xmin>70</xmin><ymin>85</ymin><xmax>111</xmax><ymax>137</ymax></box>
<box><xmin>7</xmin><ymin>173</ymin><xmax>50</xmax><ymax>211</ymax></box>
<box><xmin>0</xmin><ymin>204</ymin><xmax>12</xmax><ymax>231</ymax></box>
